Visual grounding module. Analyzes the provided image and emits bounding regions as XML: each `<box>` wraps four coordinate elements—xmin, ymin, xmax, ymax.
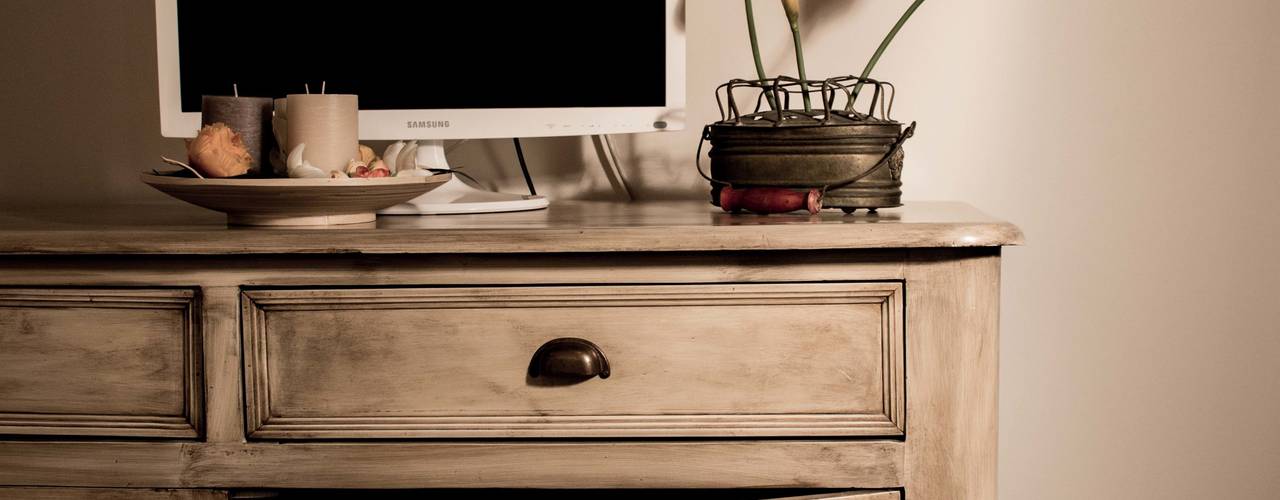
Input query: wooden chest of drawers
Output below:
<box><xmin>0</xmin><ymin>201</ymin><xmax>1020</xmax><ymax>499</ymax></box>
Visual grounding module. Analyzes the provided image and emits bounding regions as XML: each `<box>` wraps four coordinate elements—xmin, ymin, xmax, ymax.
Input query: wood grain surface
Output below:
<box><xmin>0</xmin><ymin>440</ymin><xmax>904</xmax><ymax>489</ymax></box>
<box><xmin>0</xmin><ymin>487</ymin><xmax>226</xmax><ymax>500</ymax></box>
<box><xmin>0</xmin><ymin>201</ymin><xmax>1015</xmax><ymax>497</ymax></box>
<box><xmin>0</xmin><ymin>288</ymin><xmax>201</xmax><ymax>438</ymax></box>
<box><xmin>904</xmin><ymin>249</ymin><xmax>1002</xmax><ymax>499</ymax></box>
<box><xmin>243</xmin><ymin>283</ymin><xmax>904</xmax><ymax>439</ymax></box>
<box><xmin>0</xmin><ymin>201</ymin><xmax>1022</xmax><ymax>254</ymax></box>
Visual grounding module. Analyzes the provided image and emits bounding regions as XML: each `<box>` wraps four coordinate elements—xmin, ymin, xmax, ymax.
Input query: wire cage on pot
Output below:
<box><xmin>698</xmin><ymin>75</ymin><xmax>915</xmax><ymax>214</ymax></box>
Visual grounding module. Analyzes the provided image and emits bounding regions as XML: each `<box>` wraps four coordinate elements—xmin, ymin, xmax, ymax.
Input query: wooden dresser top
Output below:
<box><xmin>0</xmin><ymin>201</ymin><xmax>1022</xmax><ymax>255</ymax></box>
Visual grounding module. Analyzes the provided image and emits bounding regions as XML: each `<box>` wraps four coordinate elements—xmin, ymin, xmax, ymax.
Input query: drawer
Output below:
<box><xmin>0</xmin><ymin>288</ymin><xmax>201</xmax><ymax>438</ymax></box>
<box><xmin>242</xmin><ymin>282</ymin><xmax>903</xmax><ymax>439</ymax></box>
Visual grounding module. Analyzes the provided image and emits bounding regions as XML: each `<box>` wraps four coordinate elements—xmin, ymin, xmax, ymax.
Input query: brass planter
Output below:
<box><xmin>701</xmin><ymin>76</ymin><xmax>913</xmax><ymax>213</ymax></box>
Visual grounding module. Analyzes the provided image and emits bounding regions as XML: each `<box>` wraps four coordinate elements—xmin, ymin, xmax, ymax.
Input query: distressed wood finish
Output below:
<box><xmin>0</xmin><ymin>440</ymin><xmax>903</xmax><ymax>489</ymax></box>
<box><xmin>0</xmin><ymin>201</ymin><xmax>1023</xmax><ymax>255</ymax></box>
<box><xmin>0</xmin><ymin>288</ymin><xmax>201</xmax><ymax>438</ymax></box>
<box><xmin>0</xmin><ymin>201</ymin><xmax>1017</xmax><ymax>498</ymax></box>
<box><xmin>0</xmin><ymin>252</ymin><xmax>908</xmax><ymax>288</ymax></box>
<box><xmin>200</xmin><ymin>287</ymin><xmax>243</xmax><ymax>443</ymax></box>
<box><xmin>243</xmin><ymin>283</ymin><xmax>904</xmax><ymax>439</ymax></box>
<box><xmin>0</xmin><ymin>487</ymin><xmax>227</xmax><ymax>500</ymax></box>
<box><xmin>904</xmin><ymin>250</ymin><xmax>1002</xmax><ymax>499</ymax></box>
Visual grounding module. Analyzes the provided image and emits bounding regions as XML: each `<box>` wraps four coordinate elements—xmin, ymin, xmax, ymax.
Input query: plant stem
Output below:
<box><xmin>781</xmin><ymin>0</ymin><xmax>812</xmax><ymax>113</ymax></box>
<box><xmin>789</xmin><ymin>20</ymin><xmax>811</xmax><ymax>112</ymax></box>
<box><xmin>853</xmin><ymin>0</ymin><xmax>925</xmax><ymax>100</ymax></box>
<box><xmin>744</xmin><ymin>0</ymin><xmax>776</xmax><ymax>110</ymax></box>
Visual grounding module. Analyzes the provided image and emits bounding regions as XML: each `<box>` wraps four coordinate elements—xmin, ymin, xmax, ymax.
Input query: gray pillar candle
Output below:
<box><xmin>201</xmin><ymin>95</ymin><xmax>274</xmax><ymax>174</ymax></box>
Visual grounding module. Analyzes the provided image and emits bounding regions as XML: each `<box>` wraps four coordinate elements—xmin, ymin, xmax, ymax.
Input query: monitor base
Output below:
<box><xmin>378</xmin><ymin>176</ymin><xmax>548</xmax><ymax>215</ymax></box>
<box><xmin>376</xmin><ymin>140</ymin><xmax>549</xmax><ymax>216</ymax></box>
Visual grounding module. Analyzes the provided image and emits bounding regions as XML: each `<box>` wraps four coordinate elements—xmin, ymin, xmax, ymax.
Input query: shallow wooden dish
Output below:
<box><xmin>141</xmin><ymin>172</ymin><xmax>450</xmax><ymax>226</ymax></box>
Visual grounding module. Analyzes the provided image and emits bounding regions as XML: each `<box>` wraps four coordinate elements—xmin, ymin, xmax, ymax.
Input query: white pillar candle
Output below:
<box><xmin>285</xmin><ymin>94</ymin><xmax>358</xmax><ymax>172</ymax></box>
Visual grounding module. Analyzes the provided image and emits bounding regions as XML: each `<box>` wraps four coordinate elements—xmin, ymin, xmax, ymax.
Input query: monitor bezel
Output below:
<box><xmin>155</xmin><ymin>0</ymin><xmax>685</xmax><ymax>139</ymax></box>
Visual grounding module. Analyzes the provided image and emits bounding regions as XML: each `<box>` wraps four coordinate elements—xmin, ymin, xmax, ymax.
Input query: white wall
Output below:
<box><xmin>2</xmin><ymin>1</ymin><xmax>1279</xmax><ymax>497</ymax></box>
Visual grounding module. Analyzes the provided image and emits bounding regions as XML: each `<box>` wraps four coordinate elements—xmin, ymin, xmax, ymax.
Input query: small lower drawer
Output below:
<box><xmin>242</xmin><ymin>282</ymin><xmax>904</xmax><ymax>439</ymax></box>
<box><xmin>0</xmin><ymin>288</ymin><xmax>201</xmax><ymax>438</ymax></box>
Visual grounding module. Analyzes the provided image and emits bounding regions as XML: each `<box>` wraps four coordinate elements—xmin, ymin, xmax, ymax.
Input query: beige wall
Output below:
<box><xmin>3</xmin><ymin>0</ymin><xmax>1280</xmax><ymax>498</ymax></box>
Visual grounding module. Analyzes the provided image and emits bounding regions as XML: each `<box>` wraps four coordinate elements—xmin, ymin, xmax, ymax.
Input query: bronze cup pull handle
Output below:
<box><xmin>528</xmin><ymin>338</ymin><xmax>611</xmax><ymax>380</ymax></box>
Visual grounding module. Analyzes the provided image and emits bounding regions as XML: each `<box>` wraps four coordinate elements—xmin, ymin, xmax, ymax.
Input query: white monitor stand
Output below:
<box><xmin>377</xmin><ymin>140</ymin><xmax>549</xmax><ymax>215</ymax></box>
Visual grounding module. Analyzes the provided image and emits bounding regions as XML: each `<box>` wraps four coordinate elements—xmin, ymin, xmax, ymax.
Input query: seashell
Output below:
<box><xmin>396</xmin><ymin>141</ymin><xmax>419</xmax><ymax>173</ymax></box>
<box><xmin>271</xmin><ymin>98</ymin><xmax>288</xmax><ymax>151</ymax></box>
<box><xmin>285</xmin><ymin>143</ymin><xmax>327</xmax><ymax>179</ymax></box>
<box><xmin>187</xmin><ymin>123</ymin><xmax>252</xmax><ymax>178</ymax></box>
<box><xmin>394</xmin><ymin>167</ymin><xmax>431</xmax><ymax>177</ymax></box>
<box><xmin>381</xmin><ymin>141</ymin><xmax>405</xmax><ymax>173</ymax></box>
<box><xmin>289</xmin><ymin>164</ymin><xmax>326</xmax><ymax>179</ymax></box>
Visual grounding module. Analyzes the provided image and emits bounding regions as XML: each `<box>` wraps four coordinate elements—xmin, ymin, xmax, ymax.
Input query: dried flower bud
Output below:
<box><xmin>187</xmin><ymin>123</ymin><xmax>252</xmax><ymax>178</ymax></box>
<box><xmin>369</xmin><ymin>161</ymin><xmax>391</xmax><ymax>175</ymax></box>
<box><xmin>345</xmin><ymin>159</ymin><xmax>369</xmax><ymax>177</ymax></box>
<box><xmin>358</xmin><ymin>144</ymin><xmax>377</xmax><ymax>164</ymax></box>
<box><xmin>781</xmin><ymin>0</ymin><xmax>800</xmax><ymax>24</ymax></box>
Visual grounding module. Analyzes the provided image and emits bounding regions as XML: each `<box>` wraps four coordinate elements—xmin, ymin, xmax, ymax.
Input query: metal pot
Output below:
<box><xmin>699</xmin><ymin>76</ymin><xmax>914</xmax><ymax>212</ymax></box>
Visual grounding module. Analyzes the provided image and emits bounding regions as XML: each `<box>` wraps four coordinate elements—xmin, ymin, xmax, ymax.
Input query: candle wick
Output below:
<box><xmin>305</xmin><ymin>83</ymin><xmax>310</xmax><ymax>95</ymax></box>
<box><xmin>233</xmin><ymin>83</ymin><xmax>239</xmax><ymax>98</ymax></box>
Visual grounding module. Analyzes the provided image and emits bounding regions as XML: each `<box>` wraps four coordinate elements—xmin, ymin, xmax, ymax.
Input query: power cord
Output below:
<box><xmin>512</xmin><ymin>138</ymin><xmax>537</xmax><ymax>196</ymax></box>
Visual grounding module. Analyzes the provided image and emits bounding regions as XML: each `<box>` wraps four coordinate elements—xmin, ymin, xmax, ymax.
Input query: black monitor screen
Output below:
<box><xmin>176</xmin><ymin>1</ymin><xmax>667</xmax><ymax>112</ymax></box>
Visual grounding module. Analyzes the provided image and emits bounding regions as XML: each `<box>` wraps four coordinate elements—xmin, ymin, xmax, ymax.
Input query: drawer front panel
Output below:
<box><xmin>244</xmin><ymin>283</ymin><xmax>903</xmax><ymax>439</ymax></box>
<box><xmin>0</xmin><ymin>288</ymin><xmax>201</xmax><ymax>438</ymax></box>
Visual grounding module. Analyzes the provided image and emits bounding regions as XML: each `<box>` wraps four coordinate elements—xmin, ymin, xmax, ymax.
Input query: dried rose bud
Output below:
<box><xmin>345</xmin><ymin>159</ymin><xmax>368</xmax><ymax>175</ymax></box>
<box><xmin>187</xmin><ymin>123</ymin><xmax>252</xmax><ymax>178</ymax></box>
<box><xmin>367</xmin><ymin>167</ymin><xmax>390</xmax><ymax>178</ymax></box>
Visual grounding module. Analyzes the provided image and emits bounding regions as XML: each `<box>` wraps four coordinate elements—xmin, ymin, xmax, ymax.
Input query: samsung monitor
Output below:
<box><xmin>155</xmin><ymin>0</ymin><xmax>686</xmax><ymax>140</ymax></box>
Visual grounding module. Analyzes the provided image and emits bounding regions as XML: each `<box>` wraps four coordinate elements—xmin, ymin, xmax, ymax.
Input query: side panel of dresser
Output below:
<box><xmin>904</xmin><ymin>249</ymin><xmax>1001</xmax><ymax>500</ymax></box>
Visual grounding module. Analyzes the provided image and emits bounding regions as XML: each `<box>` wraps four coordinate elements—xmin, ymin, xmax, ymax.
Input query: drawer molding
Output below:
<box><xmin>0</xmin><ymin>440</ymin><xmax>905</xmax><ymax>489</ymax></box>
<box><xmin>243</xmin><ymin>283</ymin><xmax>904</xmax><ymax>439</ymax></box>
<box><xmin>0</xmin><ymin>288</ymin><xmax>202</xmax><ymax>438</ymax></box>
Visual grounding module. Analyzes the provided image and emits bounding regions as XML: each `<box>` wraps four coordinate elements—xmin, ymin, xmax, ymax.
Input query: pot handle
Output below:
<box><xmin>696</xmin><ymin>121</ymin><xmax>916</xmax><ymax>192</ymax></box>
<box><xmin>824</xmin><ymin>121</ymin><xmax>915</xmax><ymax>191</ymax></box>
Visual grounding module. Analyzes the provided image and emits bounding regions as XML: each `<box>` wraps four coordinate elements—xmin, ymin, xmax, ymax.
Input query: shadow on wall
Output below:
<box><xmin>0</xmin><ymin>0</ymin><xmax>170</xmax><ymax>207</ymax></box>
<box><xmin>415</xmin><ymin>132</ymin><xmax>704</xmax><ymax>203</ymax></box>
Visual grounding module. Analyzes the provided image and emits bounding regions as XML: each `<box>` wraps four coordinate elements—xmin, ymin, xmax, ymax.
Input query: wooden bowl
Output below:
<box><xmin>141</xmin><ymin>172</ymin><xmax>450</xmax><ymax>226</ymax></box>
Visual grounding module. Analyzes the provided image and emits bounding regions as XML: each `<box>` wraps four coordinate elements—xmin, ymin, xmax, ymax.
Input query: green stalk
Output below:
<box><xmin>782</xmin><ymin>1</ymin><xmax>811</xmax><ymax>112</ymax></box>
<box><xmin>744</xmin><ymin>0</ymin><xmax>776</xmax><ymax>110</ymax></box>
<box><xmin>853</xmin><ymin>0</ymin><xmax>925</xmax><ymax>99</ymax></box>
